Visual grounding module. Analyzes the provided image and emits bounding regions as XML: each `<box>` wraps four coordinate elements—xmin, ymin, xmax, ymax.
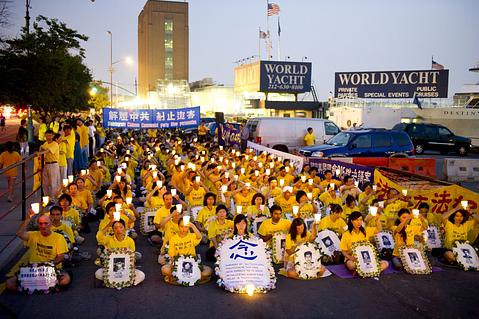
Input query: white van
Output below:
<box><xmin>245</xmin><ymin>117</ymin><xmax>341</xmax><ymax>153</ymax></box>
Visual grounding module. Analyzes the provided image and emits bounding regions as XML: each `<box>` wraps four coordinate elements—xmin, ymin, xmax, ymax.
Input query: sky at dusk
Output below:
<box><xmin>5</xmin><ymin>0</ymin><xmax>479</xmax><ymax>100</ymax></box>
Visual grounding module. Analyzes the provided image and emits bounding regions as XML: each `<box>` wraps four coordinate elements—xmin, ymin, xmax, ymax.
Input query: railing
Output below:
<box><xmin>0</xmin><ymin>151</ymin><xmax>47</xmax><ymax>221</ymax></box>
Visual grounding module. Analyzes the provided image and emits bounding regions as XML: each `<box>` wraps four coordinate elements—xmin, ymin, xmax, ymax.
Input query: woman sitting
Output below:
<box><xmin>206</xmin><ymin>204</ymin><xmax>234</xmax><ymax>262</ymax></box>
<box><xmin>95</xmin><ymin>219</ymin><xmax>145</xmax><ymax>286</ymax></box>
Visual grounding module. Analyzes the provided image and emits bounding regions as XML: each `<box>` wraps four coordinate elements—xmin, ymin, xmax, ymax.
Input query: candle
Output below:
<box><xmin>225</xmin><ymin>172</ymin><xmax>230</xmax><ymax>179</ymax></box>
<box><xmin>292</xmin><ymin>206</ymin><xmax>299</xmax><ymax>217</ymax></box>
<box><xmin>180</xmin><ymin>165</ymin><xmax>185</xmax><ymax>171</ymax></box>
<box><xmin>402</xmin><ymin>189</ymin><xmax>408</xmax><ymax>196</ymax></box>
<box><xmin>372</xmin><ymin>185</ymin><xmax>377</xmax><ymax>191</ymax></box>
<box><xmin>182</xmin><ymin>215</ymin><xmax>190</xmax><ymax>225</ymax></box>
<box><xmin>42</xmin><ymin>196</ymin><xmax>49</xmax><ymax>206</ymax></box>
<box><xmin>254</xmin><ymin>170</ymin><xmax>259</xmax><ymax>177</ymax></box>
<box><xmin>219</xmin><ymin>156</ymin><xmax>224</xmax><ymax>163</ymax></box>
<box><xmin>285</xmin><ymin>167</ymin><xmax>290</xmax><ymax>173</ymax></box>
<box><xmin>278</xmin><ymin>156</ymin><xmax>282</xmax><ymax>162</ymax></box>
<box><xmin>354</xmin><ymin>181</ymin><xmax>359</xmax><ymax>187</ymax></box>
<box><xmin>329</xmin><ymin>183</ymin><xmax>335</xmax><ymax>190</ymax></box>
<box><xmin>308</xmin><ymin>179</ymin><xmax>313</xmax><ymax>186</ymax></box>
<box><xmin>237</xmin><ymin>206</ymin><xmax>243</xmax><ymax>214</ymax></box>
<box><xmin>172</xmin><ymin>150</ymin><xmax>176</xmax><ymax>155</ymax></box>
<box><xmin>193</xmin><ymin>138</ymin><xmax>198</xmax><ymax>142</ymax></box>
<box><xmin>62</xmin><ymin>178</ymin><xmax>69</xmax><ymax>187</ymax></box>
<box><xmin>240</xmin><ymin>168</ymin><xmax>245</xmax><ymax>175</ymax></box>
<box><xmin>221</xmin><ymin>185</ymin><xmax>228</xmax><ymax>193</ymax></box>
<box><xmin>115</xmin><ymin>176</ymin><xmax>121</xmax><ymax>183</ymax></box>
<box><xmin>126</xmin><ymin>197</ymin><xmax>132</xmax><ymax>205</ymax></box>
<box><xmin>106</xmin><ymin>189</ymin><xmax>112</xmax><ymax>198</ymax></box>
<box><xmin>113</xmin><ymin>211</ymin><xmax>121</xmax><ymax>221</ymax></box>
<box><xmin>245</xmin><ymin>182</ymin><xmax>251</xmax><ymax>188</ymax></box>
<box><xmin>100</xmin><ymin>148</ymin><xmax>104</xmax><ymax>152</ymax></box>
<box><xmin>176</xmin><ymin>204</ymin><xmax>182</xmax><ymax>213</ymax></box>
<box><xmin>195</xmin><ymin>176</ymin><xmax>201</xmax><ymax>183</ymax></box>
<box><xmin>200</xmin><ymin>157</ymin><xmax>205</xmax><ymax>163</ymax></box>
<box><xmin>245</xmin><ymin>155</ymin><xmax>249</xmax><ymax>160</ymax></box>
<box><xmin>156</xmin><ymin>180</ymin><xmax>163</xmax><ymax>188</ymax></box>
<box><xmin>97</xmin><ymin>161</ymin><xmax>101</xmax><ymax>167</ymax></box>
<box><xmin>269</xmin><ymin>162</ymin><xmax>274</xmax><ymax>169</ymax></box>
<box><xmin>412</xmin><ymin>209</ymin><xmax>419</xmax><ymax>218</ymax></box>
<box><xmin>259</xmin><ymin>204</ymin><xmax>265</xmax><ymax>211</ymax></box>
<box><xmin>126</xmin><ymin>150</ymin><xmax>130</xmax><ymax>155</ymax></box>
<box><xmin>217</xmin><ymin>165</ymin><xmax>222</xmax><ymax>171</ymax></box>
<box><xmin>210</xmin><ymin>158</ymin><xmax>215</xmax><ymax>164</ymax></box>
<box><xmin>236</xmin><ymin>151</ymin><xmax>240</xmax><ymax>157</ymax></box>
<box><xmin>152</xmin><ymin>171</ymin><xmax>158</xmax><ymax>178</ymax></box>
<box><xmin>81</xmin><ymin>169</ymin><xmax>86</xmax><ymax>176</ymax></box>
<box><xmin>461</xmin><ymin>200</ymin><xmax>468</xmax><ymax>209</ymax></box>
<box><xmin>335</xmin><ymin>169</ymin><xmax>340</xmax><ymax>176</ymax></box>
<box><xmin>115</xmin><ymin>203</ymin><xmax>122</xmax><ymax>212</ymax></box>
<box><xmin>253</xmin><ymin>156</ymin><xmax>257</xmax><ymax>161</ymax></box>
<box><xmin>232</xmin><ymin>163</ymin><xmax>236</xmax><ymax>169</ymax></box>
<box><xmin>378</xmin><ymin>201</ymin><xmax>384</xmax><ymax>208</ymax></box>
<box><xmin>117</xmin><ymin>168</ymin><xmax>122</xmax><ymax>174</ymax></box>
<box><xmin>307</xmin><ymin>193</ymin><xmax>313</xmax><ymax>200</ymax></box>
<box><xmin>68</xmin><ymin>175</ymin><xmax>74</xmax><ymax>183</ymax></box>
<box><xmin>171</xmin><ymin>189</ymin><xmax>177</xmax><ymax>196</ymax></box>
<box><xmin>125</xmin><ymin>157</ymin><xmax>129</xmax><ymax>162</ymax></box>
<box><xmin>31</xmin><ymin>203</ymin><xmax>40</xmax><ymax>214</ymax></box>
<box><xmin>301</xmin><ymin>176</ymin><xmax>306</xmax><ymax>183</ymax></box>
<box><xmin>219</xmin><ymin>146</ymin><xmax>223</xmax><ymax>150</ymax></box>
<box><xmin>245</xmin><ymin>284</ymin><xmax>255</xmax><ymax>296</ymax></box>
<box><xmin>279</xmin><ymin>179</ymin><xmax>284</xmax><ymax>187</ymax></box>
<box><xmin>314</xmin><ymin>213</ymin><xmax>322</xmax><ymax>223</ymax></box>
<box><xmin>234</xmin><ymin>175</ymin><xmax>239</xmax><ymax>181</ymax></box>
<box><xmin>265</xmin><ymin>168</ymin><xmax>271</xmax><ymax>176</ymax></box>
<box><xmin>369</xmin><ymin>206</ymin><xmax>378</xmax><ymax>217</ymax></box>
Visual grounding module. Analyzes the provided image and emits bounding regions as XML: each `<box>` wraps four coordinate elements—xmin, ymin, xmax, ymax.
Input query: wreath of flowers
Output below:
<box><xmin>374</xmin><ymin>230</ymin><xmax>394</xmax><ymax>260</ymax></box>
<box><xmin>17</xmin><ymin>262</ymin><xmax>61</xmax><ymax>295</ymax></box>
<box><xmin>139</xmin><ymin>208</ymin><xmax>157</xmax><ymax>235</ymax></box>
<box><xmin>423</xmin><ymin>225</ymin><xmax>443</xmax><ymax>250</ymax></box>
<box><xmin>171</xmin><ymin>254</ymin><xmax>203</xmax><ymax>287</ymax></box>
<box><xmin>102</xmin><ymin>248</ymin><xmax>136</xmax><ymax>290</ymax></box>
<box><xmin>314</xmin><ymin>228</ymin><xmax>341</xmax><ymax>263</ymax></box>
<box><xmin>271</xmin><ymin>231</ymin><xmax>288</xmax><ymax>264</ymax></box>
<box><xmin>351</xmin><ymin>241</ymin><xmax>382</xmax><ymax>278</ymax></box>
<box><xmin>398</xmin><ymin>245</ymin><xmax>432</xmax><ymax>275</ymax></box>
<box><xmin>214</xmin><ymin>235</ymin><xmax>276</xmax><ymax>294</ymax></box>
<box><xmin>452</xmin><ymin>241</ymin><xmax>479</xmax><ymax>272</ymax></box>
<box><xmin>293</xmin><ymin>242</ymin><xmax>323</xmax><ymax>280</ymax></box>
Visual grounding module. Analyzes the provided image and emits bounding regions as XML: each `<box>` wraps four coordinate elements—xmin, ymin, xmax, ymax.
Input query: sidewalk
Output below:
<box><xmin>0</xmin><ymin>160</ymin><xmax>40</xmax><ymax>272</ymax></box>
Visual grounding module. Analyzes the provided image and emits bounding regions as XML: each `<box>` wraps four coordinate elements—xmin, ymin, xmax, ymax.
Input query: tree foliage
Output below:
<box><xmin>0</xmin><ymin>15</ymin><xmax>92</xmax><ymax>121</ymax></box>
<box><xmin>88</xmin><ymin>80</ymin><xmax>110</xmax><ymax>112</ymax></box>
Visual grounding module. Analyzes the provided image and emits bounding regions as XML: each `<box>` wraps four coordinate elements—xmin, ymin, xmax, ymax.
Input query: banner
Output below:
<box><xmin>308</xmin><ymin>158</ymin><xmax>375</xmax><ymax>184</ymax></box>
<box><xmin>247</xmin><ymin>141</ymin><xmax>304</xmax><ymax>174</ymax></box>
<box><xmin>374</xmin><ymin>169</ymin><xmax>479</xmax><ymax>213</ymax></box>
<box><xmin>334</xmin><ymin>70</ymin><xmax>449</xmax><ymax>99</ymax></box>
<box><xmin>218</xmin><ymin>124</ymin><xmax>241</xmax><ymax>148</ymax></box>
<box><xmin>260</xmin><ymin>61</ymin><xmax>312</xmax><ymax>93</ymax></box>
<box><xmin>102</xmin><ymin>106</ymin><xmax>200</xmax><ymax>129</ymax></box>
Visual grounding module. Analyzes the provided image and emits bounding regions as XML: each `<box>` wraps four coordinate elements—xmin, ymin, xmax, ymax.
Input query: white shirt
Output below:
<box><xmin>88</xmin><ymin>125</ymin><xmax>96</xmax><ymax>138</ymax></box>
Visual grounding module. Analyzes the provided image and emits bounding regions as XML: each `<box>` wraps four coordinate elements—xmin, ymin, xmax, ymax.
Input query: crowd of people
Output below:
<box><xmin>3</xmin><ymin>119</ymin><xmax>479</xmax><ymax>292</ymax></box>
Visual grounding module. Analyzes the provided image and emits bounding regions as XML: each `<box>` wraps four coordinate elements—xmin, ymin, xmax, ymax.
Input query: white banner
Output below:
<box><xmin>247</xmin><ymin>141</ymin><xmax>304</xmax><ymax>174</ymax></box>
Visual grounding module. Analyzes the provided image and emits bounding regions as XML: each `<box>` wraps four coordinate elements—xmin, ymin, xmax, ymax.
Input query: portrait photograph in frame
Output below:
<box><xmin>271</xmin><ymin>232</ymin><xmax>287</xmax><ymax>264</ymax></box>
<box><xmin>294</xmin><ymin>242</ymin><xmax>322</xmax><ymax>280</ymax></box>
<box><xmin>172</xmin><ymin>255</ymin><xmax>202</xmax><ymax>286</ymax></box>
<box><xmin>351</xmin><ymin>241</ymin><xmax>381</xmax><ymax>278</ymax></box>
<box><xmin>452</xmin><ymin>242</ymin><xmax>479</xmax><ymax>271</ymax></box>
<box><xmin>399</xmin><ymin>246</ymin><xmax>432</xmax><ymax>275</ymax></box>
<box><xmin>315</xmin><ymin>229</ymin><xmax>341</xmax><ymax>257</ymax></box>
<box><xmin>103</xmin><ymin>248</ymin><xmax>135</xmax><ymax>289</ymax></box>
<box><xmin>140</xmin><ymin>208</ymin><xmax>157</xmax><ymax>235</ymax></box>
<box><xmin>423</xmin><ymin>225</ymin><xmax>443</xmax><ymax>250</ymax></box>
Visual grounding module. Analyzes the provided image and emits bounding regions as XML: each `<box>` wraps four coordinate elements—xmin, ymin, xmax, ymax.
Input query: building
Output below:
<box><xmin>138</xmin><ymin>0</ymin><xmax>189</xmax><ymax>99</ymax></box>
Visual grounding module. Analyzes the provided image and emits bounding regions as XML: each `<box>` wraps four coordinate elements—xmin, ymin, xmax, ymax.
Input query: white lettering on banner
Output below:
<box><xmin>139</xmin><ymin>112</ymin><xmax>150</xmax><ymax>122</ymax></box>
<box><xmin>338</xmin><ymin>71</ymin><xmax>441</xmax><ymax>86</ymax></box>
<box><xmin>156</xmin><ymin>111</ymin><xmax>166</xmax><ymax>122</ymax></box>
<box><xmin>119</xmin><ymin>111</ymin><xmax>128</xmax><ymax>121</ymax></box>
<box><xmin>177</xmin><ymin>111</ymin><xmax>186</xmax><ymax>120</ymax></box>
<box><xmin>129</xmin><ymin>112</ymin><xmax>139</xmax><ymax>121</ymax></box>
<box><xmin>108</xmin><ymin>111</ymin><xmax>119</xmax><ymax>121</ymax></box>
<box><xmin>247</xmin><ymin>141</ymin><xmax>304</xmax><ymax>174</ymax></box>
<box><xmin>166</xmin><ymin>111</ymin><xmax>176</xmax><ymax>121</ymax></box>
<box><xmin>187</xmin><ymin>110</ymin><xmax>196</xmax><ymax>119</ymax></box>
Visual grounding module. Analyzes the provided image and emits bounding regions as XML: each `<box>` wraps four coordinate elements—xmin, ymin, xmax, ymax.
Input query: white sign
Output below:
<box><xmin>453</xmin><ymin>242</ymin><xmax>479</xmax><ymax>271</ymax></box>
<box><xmin>140</xmin><ymin>209</ymin><xmax>157</xmax><ymax>235</ymax></box>
<box><xmin>375</xmin><ymin>231</ymin><xmax>395</xmax><ymax>251</ymax></box>
<box><xmin>18</xmin><ymin>265</ymin><xmax>57</xmax><ymax>292</ymax></box>
<box><xmin>315</xmin><ymin>230</ymin><xmax>341</xmax><ymax>257</ymax></box>
<box><xmin>247</xmin><ymin>141</ymin><xmax>304</xmax><ymax>174</ymax></box>
<box><xmin>271</xmin><ymin>232</ymin><xmax>287</xmax><ymax>264</ymax></box>
<box><xmin>294</xmin><ymin>242</ymin><xmax>322</xmax><ymax>280</ymax></box>
<box><xmin>216</xmin><ymin>236</ymin><xmax>275</xmax><ymax>293</ymax></box>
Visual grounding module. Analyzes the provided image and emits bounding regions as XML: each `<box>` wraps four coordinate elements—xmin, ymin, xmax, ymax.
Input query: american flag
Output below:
<box><xmin>259</xmin><ymin>30</ymin><xmax>269</xmax><ymax>39</ymax></box>
<box><xmin>432</xmin><ymin>60</ymin><xmax>444</xmax><ymax>70</ymax></box>
<box><xmin>267</xmin><ymin>3</ymin><xmax>280</xmax><ymax>16</ymax></box>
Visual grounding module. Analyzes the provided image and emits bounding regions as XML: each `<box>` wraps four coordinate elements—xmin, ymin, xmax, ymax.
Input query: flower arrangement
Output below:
<box><xmin>294</xmin><ymin>242</ymin><xmax>323</xmax><ymax>280</ymax></box>
<box><xmin>351</xmin><ymin>241</ymin><xmax>382</xmax><ymax>278</ymax></box>
<box><xmin>399</xmin><ymin>246</ymin><xmax>432</xmax><ymax>275</ymax></box>
<box><xmin>271</xmin><ymin>231</ymin><xmax>287</xmax><ymax>264</ymax></box>
<box><xmin>452</xmin><ymin>241</ymin><xmax>479</xmax><ymax>272</ymax></box>
<box><xmin>171</xmin><ymin>254</ymin><xmax>203</xmax><ymax>287</ymax></box>
<box><xmin>102</xmin><ymin>248</ymin><xmax>136</xmax><ymax>290</ymax></box>
<box><xmin>17</xmin><ymin>262</ymin><xmax>60</xmax><ymax>295</ymax></box>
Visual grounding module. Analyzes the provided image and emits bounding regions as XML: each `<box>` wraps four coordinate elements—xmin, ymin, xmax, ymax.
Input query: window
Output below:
<box><xmin>438</xmin><ymin>127</ymin><xmax>452</xmax><ymax>136</ymax></box>
<box><xmin>373</xmin><ymin>134</ymin><xmax>392</xmax><ymax>147</ymax></box>
<box><xmin>164</xmin><ymin>19</ymin><xmax>173</xmax><ymax>80</ymax></box>
<box><xmin>424</xmin><ymin>126</ymin><xmax>437</xmax><ymax>137</ymax></box>
<box><xmin>409</xmin><ymin>124</ymin><xmax>424</xmax><ymax>136</ymax></box>
<box><xmin>392</xmin><ymin>133</ymin><xmax>411</xmax><ymax>146</ymax></box>
<box><xmin>325</xmin><ymin>121</ymin><xmax>340</xmax><ymax>135</ymax></box>
<box><xmin>353</xmin><ymin>135</ymin><xmax>371</xmax><ymax>148</ymax></box>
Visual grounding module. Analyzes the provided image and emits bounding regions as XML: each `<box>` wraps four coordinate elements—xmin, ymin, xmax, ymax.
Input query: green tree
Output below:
<box><xmin>88</xmin><ymin>80</ymin><xmax>110</xmax><ymax>112</ymax></box>
<box><xmin>0</xmin><ymin>15</ymin><xmax>92</xmax><ymax>122</ymax></box>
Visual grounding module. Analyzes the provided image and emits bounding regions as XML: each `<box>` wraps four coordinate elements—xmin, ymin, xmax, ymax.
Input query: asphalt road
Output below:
<box><xmin>0</xmin><ymin>219</ymin><xmax>478</xmax><ymax>319</ymax></box>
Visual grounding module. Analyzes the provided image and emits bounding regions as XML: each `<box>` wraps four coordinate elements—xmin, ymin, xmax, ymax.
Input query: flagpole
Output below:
<box><xmin>258</xmin><ymin>27</ymin><xmax>261</xmax><ymax>60</ymax></box>
<box><xmin>266</xmin><ymin>0</ymin><xmax>270</xmax><ymax>60</ymax></box>
<box><xmin>277</xmin><ymin>16</ymin><xmax>281</xmax><ymax>61</ymax></box>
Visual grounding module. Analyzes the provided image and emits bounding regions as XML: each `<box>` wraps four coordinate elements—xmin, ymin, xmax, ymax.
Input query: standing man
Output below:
<box><xmin>198</xmin><ymin>120</ymin><xmax>208</xmax><ymax>143</ymax></box>
<box><xmin>40</xmin><ymin>130</ymin><xmax>60</xmax><ymax>201</ymax></box>
<box><xmin>17</xmin><ymin>119</ymin><xmax>29</xmax><ymax>157</ymax></box>
<box><xmin>0</xmin><ymin>113</ymin><xmax>5</xmax><ymax>132</ymax></box>
<box><xmin>304</xmin><ymin>127</ymin><xmax>316</xmax><ymax>146</ymax></box>
<box><xmin>76</xmin><ymin>119</ymin><xmax>89</xmax><ymax>167</ymax></box>
<box><xmin>61</xmin><ymin>124</ymin><xmax>75</xmax><ymax>176</ymax></box>
<box><xmin>240</xmin><ymin>123</ymin><xmax>250</xmax><ymax>153</ymax></box>
<box><xmin>87</xmin><ymin>120</ymin><xmax>97</xmax><ymax>158</ymax></box>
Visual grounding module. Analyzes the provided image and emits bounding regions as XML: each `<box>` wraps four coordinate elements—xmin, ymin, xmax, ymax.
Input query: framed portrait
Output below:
<box><xmin>452</xmin><ymin>242</ymin><xmax>479</xmax><ymax>271</ymax></box>
<box><xmin>172</xmin><ymin>255</ymin><xmax>202</xmax><ymax>286</ymax></box>
<box><xmin>140</xmin><ymin>208</ymin><xmax>157</xmax><ymax>235</ymax></box>
<box><xmin>252</xmin><ymin>216</ymin><xmax>268</xmax><ymax>237</ymax></box>
<box><xmin>103</xmin><ymin>248</ymin><xmax>136</xmax><ymax>289</ymax></box>
<box><xmin>215</xmin><ymin>236</ymin><xmax>276</xmax><ymax>294</ymax></box>
<box><xmin>294</xmin><ymin>242</ymin><xmax>322</xmax><ymax>280</ymax></box>
<box><xmin>423</xmin><ymin>225</ymin><xmax>443</xmax><ymax>250</ymax></box>
<box><xmin>374</xmin><ymin>230</ymin><xmax>395</xmax><ymax>251</ymax></box>
<box><xmin>18</xmin><ymin>263</ymin><xmax>58</xmax><ymax>294</ymax></box>
<box><xmin>271</xmin><ymin>232</ymin><xmax>287</xmax><ymax>264</ymax></box>
<box><xmin>351</xmin><ymin>241</ymin><xmax>381</xmax><ymax>278</ymax></box>
<box><xmin>304</xmin><ymin>218</ymin><xmax>315</xmax><ymax>232</ymax></box>
<box><xmin>399</xmin><ymin>246</ymin><xmax>432</xmax><ymax>275</ymax></box>
<box><xmin>315</xmin><ymin>229</ymin><xmax>341</xmax><ymax>257</ymax></box>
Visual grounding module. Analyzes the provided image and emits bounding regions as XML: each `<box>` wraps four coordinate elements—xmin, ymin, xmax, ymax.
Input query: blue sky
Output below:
<box><xmin>6</xmin><ymin>0</ymin><xmax>479</xmax><ymax>99</ymax></box>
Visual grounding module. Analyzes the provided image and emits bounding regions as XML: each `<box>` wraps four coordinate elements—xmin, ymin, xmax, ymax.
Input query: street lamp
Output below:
<box><xmin>107</xmin><ymin>31</ymin><xmax>113</xmax><ymax>108</ymax></box>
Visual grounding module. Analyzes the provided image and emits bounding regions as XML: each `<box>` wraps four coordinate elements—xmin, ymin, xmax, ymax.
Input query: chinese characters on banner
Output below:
<box><xmin>102</xmin><ymin>106</ymin><xmax>200</xmax><ymax>129</ymax></box>
<box><xmin>374</xmin><ymin>169</ymin><xmax>479</xmax><ymax>214</ymax></box>
<box><xmin>308</xmin><ymin>158</ymin><xmax>375</xmax><ymax>185</ymax></box>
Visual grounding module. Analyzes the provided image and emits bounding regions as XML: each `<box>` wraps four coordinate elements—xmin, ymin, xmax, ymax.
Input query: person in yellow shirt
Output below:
<box><xmin>194</xmin><ymin>193</ymin><xmax>217</xmax><ymax>239</ymax></box>
<box><xmin>358</xmin><ymin>182</ymin><xmax>377</xmax><ymax>213</ymax></box>
<box><xmin>184</xmin><ymin>176</ymin><xmax>208</xmax><ymax>207</ymax></box>
<box><xmin>0</xmin><ymin>142</ymin><xmax>22</xmax><ymax>202</ymax></box>
<box><xmin>319</xmin><ymin>185</ymin><xmax>343</xmax><ymax>208</ymax></box>
<box><xmin>391</xmin><ymin>208</ymin><xmax>428</xmax><ymax>270</ymax></box>
<box><xmin>341</xmin><ymin>195</ymin><xmax>360</xmax><ymax>221</ymax></box>
<box><xmin>340</xmin><ymin>211</ymin><xmax>389</xmax><ymax>274</ymax></box>
<box><xmin>296</xmin><ymin>190</ymin><xmax>318</xmax><ymax>219</ymax></box>
<box><xmin>274</xmin><ymin>186</ymin><xmax>298</xmax><ymax>217</ymax></box>
<box><xmin>245</xmin><ymin>193</ymin><xmax>270</xmax><ymax>220</ymax></box>
<box><xmin>258</xmin><ymin>205</ymin><xmax>292</xmax><ymax>247</ymax></box>
<box><xmin>76</xmin><ymin>119</ymin><xmax>89</xmax><ymax>167</ymax></box>
<box><xmin>420</xmin><ymin>202</ymin><xmax>441</xmax><ymax>227</ymax></box>
<box><xmin>6</xmin><ymin>212</ymin><xmax>70</xmax><ymax>291</ymax></box>
<box><xmin>277</xmin><ymin>166</ymin><xmax>295</xmax><ymax>186</ymax></box>
<box><xmin>95</xmin><ymin>219</ymin><xmax>145</xmax><ymax>286</ymax></box>
<box><xmin>308</xmin><ymin>167</ymin><xmax>321</xmax><ymax>185</ymax></box>
<box><xmin>37</xmin><ymin>118</ymin><xmax>47</xmax><ymax>142</ymax></box>
<box><xmin>283</xmin><ymin>217</ymin><xmax>325</xmax><ymax>279</ymax></box>
<box><xmin>233</xmin><ymin>185</ymin><xmax>254</xmax><ymax>207</ymax></box>
<box><xmin>303</xmin><ymin>127</ymin><xmax>316</xmax><ymax>146</ymax></box>
<box><xmin>145</xmin><ymin>185</ymin><xmax>166</xmax><ymax>208</ymax></box>
<box><xmin>319</xmin><ymin>170</ymin><xmax>342</xmax><ymax>188</ymax></box>
<box><xmin>54</xmin><ymin>133</ymin><xmax>67</xmax><ymax>180</ymax></box>
<box><xmin>39</xmin><ymin>130</ymin><xmax>60</xmax><ymax>200</ymax></box>
<box><xmin>319</xmin><ymin>204</ymin><xmax>348</xmax><ymax>236</ymax></box>
<box><xmin>206</xmin><ymin>204</ymin><xmax>233</xmax><ymax>262</ymax></box>
<box><xmin>161</xmin><ymin>219</ymin><xmax>212</xmax><ymax>284</ymax></box>
<box><xmin>61</xmin><ymin>124</ymin><xmax>75</xmax><ymax>176</ymax></box>
<box><xmin>198</xmin><ymin>120</ymin><xmax>208</xmax><ymax>143</ymax></box>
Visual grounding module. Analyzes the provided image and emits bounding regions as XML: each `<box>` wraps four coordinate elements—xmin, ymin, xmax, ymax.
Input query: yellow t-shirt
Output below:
<box><xmin>384</xmin><ymin>200</ymin><xmax>409</xmax><ymax>219</ymax></box>
<box><xmin>319</xmin><ymin>216</ymin><xmax>347</xmax><ymax>236</ymax></box>
<box><xmin>246</xmin><ymin>205</ymin><xmax>270</xmax><ymax>218</ymax></box>
<box><xmin>285</xmin><ymin>231</ymin><xmax>311</xmax><ymax>250</ymax></box>
<box><xmin>207</xmin><ymin>219</ymin><xmax>234</xmax><ymax>247</ymax></box>
<box><xmin>196</xmin><ymin>206</ymin><xmax>216</xmax><ymax>225</ymax></box>
<box><xmin>275</xmin><ymin>195</ymin><xmax>298</xmax><ymax>215</ymax></box>
<box><xmin>427</xmin><ymin>212</ymin><xmax>443</xmax><ymax>227</ymax></box>
<box><xmin>153</xmin><ymin>207</ymin><xmax>171</xmax><ymax>226</ymax></box>
<box><xmin>319</xmin><ymin>179</ymin><xmax>342</xmax><ymax>188</ymax></box>
<box><xmin>61</xmin><ymin>133</ymin><xmax>75</xmax><ymax>159</ymax></box>
<box><xmin>341</xmin><ymin>205</ymin><xmax>360</xmax><ymax>221</ymax></box>
<box><xmin>71</xmin><ymin>194</ymin><xmax>88</xmax><ymax>211</ymax></box>
<box><xmin>339</xmin><ymin>228</ymin><xmax>376</xmax><ymax>253</ymax></box>
<box><xmin>198</xmin><ymin>125</ymin><xmax>208</xmax><ymax>136</ymax></box>
<box><xmin>304</xmin><ymin>132</ymin><xmax>316</xmax><ymax>146</ymax></box>
<box><xmin>96</xmin><ymin>232</ymin><xmax>135</xmax><ymax>251</ymax></box>
<box><xmin>0</xmin><ymin>151</ymin><xmax>21</xmax><ymax>177</ymax></box>
<box><xmin>392</xmin><ymin>224</ymin><xmax>418</xmax><ymax>256</ymax></box>
<box><xmin>58</xmin><ymin>141</ymin><xmax>67</xmax><ymax>167</ymax></box>
<box><xmin>168</xmin><ymin>233</ymin><xmax>201</xmax><ymax>258</ymax></box>
<box><xmin>62</xmin><ymin>208</ymin><xmax>81</xmax><ymax>229</ymax></box>
<box><xmin>51</xmin><ymin>223</ymin><xmax>75</xmax><ymax>245</ymax></box>
<box><xmin>258</xmin><ymin>219</ymin><xmax>291</xmax><ymax>246</ymax></box>
<box><xmin>162</xmin><ymin>220</ymin><xmax>180</xmax><ymax>249</ymax></box>
<box><xmin>444</xmin><ymin>220</ymin><xmax>475</xmax><ymax>249</ymax></box>
<box><xmin>42</xmin><ymin>141</ymin><xmax>59</xmax><ymax>163</ymax></box>
<box><xmin>38</xmin><ymin>123</ymin><xmax>47</xmax><ymax>141</ymax></box>
<box><xmin>358</xmin><ymin>192</ymin><xmax>376</xmax><ymax>212</ymax></box>
<box><xmin>146</xmin><ymin>196</ymin><xmax>164</xmax><ymax>209</ymax></box>
<box><xmin>26</xmin><ymin>231</ymin><xmax>69</xmax><ymax>265</ymax></box>
<box><xmin>319</xmin><ymin>192</ymin><xmax>342</xmax><ymax>207</ymax></box>
<box><xmin>77</xmin><ymin>125</ymin><xmax>89</xmax><ymax>148</ymax></box>
<box><xmin>187</xmin><ymin>187</ymin><xmax>206</xmax><ymax>207</ymax></box>
<box><xmin>234</xmin><ymin>192</ymin><xmax>254</xmax><ymax>207</ymax></box>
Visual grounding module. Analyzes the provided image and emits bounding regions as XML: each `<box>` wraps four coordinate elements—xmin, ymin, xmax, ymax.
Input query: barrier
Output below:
<box><xmin>388</xmin><ymin>158</ymin><xmax>436</xmax><ymax>178</ymax></box>
<box><xmin>444</xmin><ymin>159</ymin><xmax>479</xmax><ymax>182</ymax></box>
<box><xmin>247</xmin><ymin>141</ymin><xmax>304</xmax><ymax>174</ymax></box>
<box><xmin>309</xmin><ymin>158</ymin><xmax>375</xmax><ymax>184</ymax></box>
<box><xmin>352</xmin><ymin>157</ymin><xmax>389</xmax><ymax>167</ymax></box>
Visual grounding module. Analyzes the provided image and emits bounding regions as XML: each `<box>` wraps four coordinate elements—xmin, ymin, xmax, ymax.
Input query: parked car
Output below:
<box><xmin>299</xmin><ymin>129</ymin><xmax>414</xmax><ymax>157</ymax></box>
<box><xmin>392</xmin><ymin>122</ymin><xmax>471</xmax><ymax>156</ymax></box>
<box><xmin>245</xmin><ymin>117</ymin><xmax>341</xmax><ymax>153</ymax></box>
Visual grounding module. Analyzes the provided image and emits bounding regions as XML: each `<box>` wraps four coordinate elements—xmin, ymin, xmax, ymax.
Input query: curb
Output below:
<box><xmin>0</xmin><ymin>237</ymin><xmax>24</xmax><ymax>275</ymax></box>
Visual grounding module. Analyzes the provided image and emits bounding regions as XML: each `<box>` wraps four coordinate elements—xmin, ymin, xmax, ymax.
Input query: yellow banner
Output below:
<box><xmin>374</xmin><ymin>169</ymin><xmax>479</xmax><ymax>214</ymax></box>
